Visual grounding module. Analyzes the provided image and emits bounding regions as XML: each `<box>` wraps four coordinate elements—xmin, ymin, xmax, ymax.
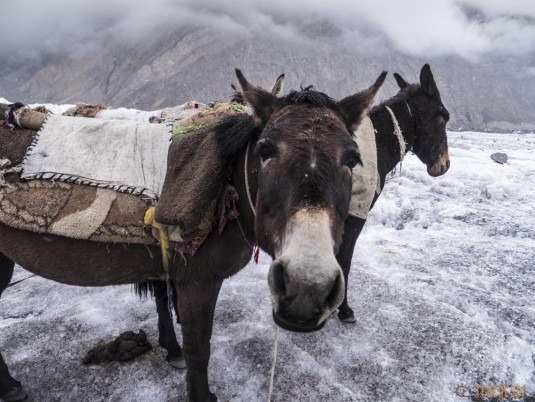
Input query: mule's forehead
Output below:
<box><xmin>263</xmin><ymin>105</ymin><xmax>349</xmax><ymax>140</ymax></box>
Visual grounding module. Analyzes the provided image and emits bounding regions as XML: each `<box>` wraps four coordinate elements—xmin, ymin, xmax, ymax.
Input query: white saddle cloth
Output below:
<box><xmin>21</xmin><ymin>114</ymin><xmax>171</xmax><ymax>200</ymax></box>
<box><xmin>349</xmin><ymin>116</ymin><xmax>381</xmax><ymax>219</ymax></box>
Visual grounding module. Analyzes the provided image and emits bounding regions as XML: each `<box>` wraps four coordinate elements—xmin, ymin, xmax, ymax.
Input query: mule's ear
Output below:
<box><xmin>394</xmin><ymin>73</ymin><xmax>410</xmax><ymax>89</ymax></box>
<box><xmin>236</xmin><ymin>68</ymin><xmax>276</xmax><ymax>128</ymax></box>
<box><xmin>230</xmin><ymin>83</ymin><xmax>238</xmax><ymax>92</ymax></box>
<box><xmin>420</xmin><ymin>64</ymin><xmax>439</xmax><ymax>98</ymax></box>
<box><xmin>270</xmin><ymin>73</ymin><xmax>285</xmax><ymax>96</ymax></box>
<box><xmin>338</xmin><ymin>71</ymin><xmax>387</xmax><ymax>132</ymax></box>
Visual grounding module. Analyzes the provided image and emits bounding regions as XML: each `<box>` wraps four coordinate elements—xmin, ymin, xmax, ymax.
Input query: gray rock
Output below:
<box><xmin>490</xmin><ymin>152</ymin><xmax>508</xmax><ymax>164</ymax></box>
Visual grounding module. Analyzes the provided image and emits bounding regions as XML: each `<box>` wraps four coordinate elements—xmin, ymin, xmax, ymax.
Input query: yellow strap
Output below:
<box><xmin>144</xmin><ymin>207</ymin><xmax>170</xmax><ymax>272</ymax></box>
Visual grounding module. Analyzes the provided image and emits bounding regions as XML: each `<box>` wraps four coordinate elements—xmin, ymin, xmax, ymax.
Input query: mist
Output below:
<box><xmin>1</xmin><ymin>0</ymin><xmax>534</xmax><ymax>62</ymax></box>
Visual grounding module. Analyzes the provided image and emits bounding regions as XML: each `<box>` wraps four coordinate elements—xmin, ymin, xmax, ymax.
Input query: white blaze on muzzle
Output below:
<box><xmin>269</xmin><ymin>208</ymin><xmax>345</xmax><ymax>322</ymax></box>
<box><xmin>276</xmin><ymin>208</ymin><xmax>336</xmax><ymax>267</ymax></box>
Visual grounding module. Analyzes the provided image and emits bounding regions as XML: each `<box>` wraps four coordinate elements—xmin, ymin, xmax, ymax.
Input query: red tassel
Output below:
<box><xmin>253</xmin><ymin>246</ymin><xmax>260</xmax><ymax>264</ymax></box>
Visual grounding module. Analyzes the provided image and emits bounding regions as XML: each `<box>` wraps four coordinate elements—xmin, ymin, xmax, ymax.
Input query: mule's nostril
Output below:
<box><xmin>446</xmin><ymin>160</ymin><xmax>450</xmax><ymax>169</ymax></box>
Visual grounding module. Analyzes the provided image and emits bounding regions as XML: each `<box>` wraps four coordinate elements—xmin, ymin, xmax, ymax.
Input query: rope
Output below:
<box><xmin>384</xmin><ymin>105</ymin><xmax>407</xmax><ymax>162</ymax></box>
<box><xmin>144</xmin><ymin>207</ymin><xmax>170</xmax><ymax>272</ymax></box>
<box><xmin>242</xmin><ymin>140</ymin><xmax>261</xmax><ymax>263</ymax></box>
<box><xmin>236</xmin><ymin>216</ymin><xmax>255</xmax><ymax>250</ymax></box>
<box><xmin>244</xmin><ymin>141</ymin><xmax>256</xmax><ymax>217</ymax></box>
<box><xmin>7</xmin><ymin>274</ymin><xmax>36</xmax><ymax>289</ymax></box>
<box><xmin>267</xmin><ymin>325</ymin><xmax>279</xmax><ymax>402</ymax></box>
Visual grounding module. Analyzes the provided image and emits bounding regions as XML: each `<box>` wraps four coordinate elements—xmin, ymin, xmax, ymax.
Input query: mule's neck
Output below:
<box><xmin>369</xmin><ymin>98</ymin><xmax>417</xmax><ymax>178</ymax></box>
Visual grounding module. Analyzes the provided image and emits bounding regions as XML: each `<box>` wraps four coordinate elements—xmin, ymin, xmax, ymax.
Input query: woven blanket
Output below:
<box><xmin>63</xmin><ymin>102</ymin><xmax>107</xmax><ymax>117</ymax></box>
<box><xmin>13</xmin><ymin>107</ymin><xmax>48</xmax><ymax>130</ymax></box>
<box><xmin>0</xmin><ymin>179</ymin><xmax>155</xmax><ymax>244</ymax></box>
<box><xmin>173</xmin><ymin>102</ymin><xmax>250</xmax><ymax>132</ymax></box>
<box><xmin>155</xmin><ymin>103</ymin><xmax>248</xmax><ymax>238</ymax></box>
<box><xmin>349</xmin><ymin>116</ymin><xmax>380</xmax><ymax>219</ymax></box>
<box><xmin>21</xmin><ymin>114</ymin><xmax>170</xmax><ymax>200</ymax></box>
<box><xmin>0</xmin><ymin>104</ymin><xmax>240</xmax><ymax>246</ymax></box>
<box><xmin>0</xmin><ymin>122</ymin><xmax>207</xmax><ymax>245</ymax></box>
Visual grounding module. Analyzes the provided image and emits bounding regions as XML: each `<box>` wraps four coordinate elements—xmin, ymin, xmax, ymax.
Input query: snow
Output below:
<box><xmin>1</xmin><ymin>97</ymin><xmax>74</xmax><ymax>115</ymax></box>
<box><xmin>1</xmin><ymin>131</ymin><xmax>534</xmax><ymax>401</ymax></box>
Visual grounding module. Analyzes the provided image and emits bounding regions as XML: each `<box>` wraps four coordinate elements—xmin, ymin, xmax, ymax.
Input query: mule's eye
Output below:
<box><xmin>256</xmin><ymin>140</ymin><xmax>278</xmax><ymax>162</ymax></box>
<box><xmin>342</xmin><ymin>149</ymin><xmax>361</xmax><ymax>169</ymax></box>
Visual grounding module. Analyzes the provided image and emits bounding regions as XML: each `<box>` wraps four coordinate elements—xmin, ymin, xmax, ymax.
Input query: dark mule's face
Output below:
<box><xmin>256</xmin><ymin>105</ymin><xmax>356</xmax><ymax>331</ymax></box>
<box><xmin>237</xmin><ymin>69</ymin><xmax>386</xmax><ymax>332</ymax></box>
<box><xmin>395</xmin><ymin>64</ymin><xmax>450</xmax><ymax>177</ymax></box>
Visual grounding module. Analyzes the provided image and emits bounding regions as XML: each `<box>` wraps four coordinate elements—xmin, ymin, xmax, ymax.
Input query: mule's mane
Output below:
<box><xmin>278</xmin><ymin>86</ymin><xmax>342</xmax><ymax>114</ymax></box>
<box><xmin>370</xmin><ymin>84</ymin><xmax>419</xmax><ymax>114</ymax></box>
<box><xmin>215</xmin><ymin>114</ymin><xmax>258</xmax><ymax>162</ymax></box>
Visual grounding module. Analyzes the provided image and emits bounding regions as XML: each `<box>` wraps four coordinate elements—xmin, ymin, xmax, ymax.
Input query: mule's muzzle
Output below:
<box><xmin>268</xmin><ymin>258</ymin><xmax>345</xmax><ymax>332</ymax></box>
<box><xmin>427</xmin><ymin>151</ymin><xmax>450</xmax><ymax>177</ymax></box>
<box><xmin>272</xmin><ymin>310</ymin><xmax>327</xmax><ymax>332</ymax></box>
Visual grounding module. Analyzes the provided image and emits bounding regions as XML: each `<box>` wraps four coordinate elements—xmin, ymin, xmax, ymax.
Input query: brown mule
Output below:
<box><xmin>0</xmin><ymin>69</ymin><xmax>386</xmax><ymax>401</ymax></box>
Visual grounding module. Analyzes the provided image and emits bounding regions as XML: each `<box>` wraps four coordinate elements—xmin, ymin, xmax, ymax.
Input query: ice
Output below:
<box><xmin>0</xmin><ymin>131</ymin><xmax>534</xmax><ymax>401</ymax></box>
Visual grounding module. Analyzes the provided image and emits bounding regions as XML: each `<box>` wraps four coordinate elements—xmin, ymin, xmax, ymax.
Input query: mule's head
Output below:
<box><xmin>237</xmin><ymin>69</ymin><xmax>386</xmax><ymax>332</ymax></box>
<box><xmin>394</xmin><ymin>64</ymin><xmax>450</xmax><ymax>177</ymax></box>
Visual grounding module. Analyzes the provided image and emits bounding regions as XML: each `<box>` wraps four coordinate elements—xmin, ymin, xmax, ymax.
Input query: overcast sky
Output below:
<box><xmin>1</xmin><ymin>0</ymin><xmax>534</xmax><ymax>61</ymax></box>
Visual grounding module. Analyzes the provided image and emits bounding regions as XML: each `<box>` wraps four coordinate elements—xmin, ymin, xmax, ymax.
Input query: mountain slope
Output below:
<box><xmin>1</xmin><ymin>26</ymin><xmax>534</xmax><ymax>131</ymax></box>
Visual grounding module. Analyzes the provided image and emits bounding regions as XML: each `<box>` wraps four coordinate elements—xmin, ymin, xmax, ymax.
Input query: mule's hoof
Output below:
<box><xmin>166</xmin><ymin>355</ymin><xmax>187</xmax><ymax>369</ymax></box>
<box><xmin>338</xmin><ymin>309</ymin><xmax>356</xmax><ymax>323</ymax></box>
<box><xmin>1</xmin><ymin>386</ymin><xmax>28</xmax><ymax>402</ymax></box>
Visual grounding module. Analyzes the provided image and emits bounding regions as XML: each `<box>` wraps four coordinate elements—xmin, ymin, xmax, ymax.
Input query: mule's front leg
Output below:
<box><xmin>177</xmin><ymin>280</ymin><xmax>222</xmax><ymax>402</ymax></box>
<box><xmin>0</xmin><ymin>353</ymin><xmax>27</xmax><ymax>402</ymax></box>
<box><xmin>336</xmin><ymin>216</ymin><xmax>366</xmax><ymax>323</ymax></box>
<box><xmin>0</xmin><ymin>256</ymin><xmax>27</xmax><ymax>401</ymax></box>
<box><xmin>0</xmin><ymin>253</ymin><xmax>15</xmax><ymax>298</ymax></box>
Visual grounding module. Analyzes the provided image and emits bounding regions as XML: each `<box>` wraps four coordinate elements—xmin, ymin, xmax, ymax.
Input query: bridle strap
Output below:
<box><xmin>244</xmin><ymin>140</ymin><xmax>256</xmax><ymax>217</ymax></box>
<box><xmin>405</xmin><ymin>101</ymin><xmax>413</xmax><ymax>118</ymax></box>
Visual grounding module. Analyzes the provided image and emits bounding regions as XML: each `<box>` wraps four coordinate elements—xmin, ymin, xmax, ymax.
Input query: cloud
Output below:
<box><xmin>458</xmin><ymin>0</ymin><xmax>535</xmax><ymax>18</ymax></box>
<box><xmin>1</xmin><ymin>0</ymin><xmax>534</xmax><ymax>61</ymax></box>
